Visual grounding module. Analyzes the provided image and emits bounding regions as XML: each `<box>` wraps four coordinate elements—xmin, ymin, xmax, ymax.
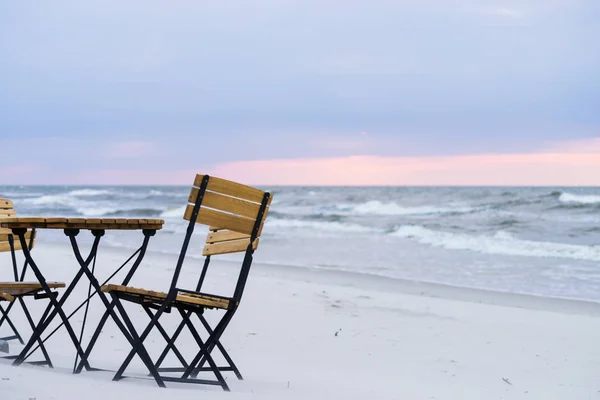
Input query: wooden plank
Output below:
<box><xmin>66</xmin><ymin>218</ymin><xmax>86</xmax><ymax>224</ymax></box>
<box><xmin>0</xmin><ymin>218</ymin><xmax>163</xmax><ymax>230</ymax></box>
<box><xmin>194</xmin><ymin>175</ymin><xmax>265</xmax><ymax>203</ymax></box>
<box><xmin>45</xmin><ymin>218</ymin><xmax>68</xmax><ymax>223</ymax></box>
<box><xmin>0</xmin><ymin>210</ymin><xmax>16</xmax><ymax>218</ymax></box>
<box><xmin>206</xmin><ymin>230</ymin><xmax>251</xmax><ymax>243</ymax></box>
<box><xmin>0</xmin><ymin>282</ymin><xmax>65</xmax><ymax>289</ymax></box>
<box><xmin>203</xmin><ymin>238</ymin><xmax>258</xmax><ymax>256</ymax></box>
<box><xmin>0</xmin><ymin>231</ymin><xmax>34</xmax><ymax>243</ymax></box>
<box><xmin>184</xmin><ymin>204</ymin><xmax>261</xmax><ymax>235</ymax></box>
<box><xmin>0</xmin><ymin>199</ymin><xmax>14</xmax><ymax>209</ymax></box>
<box><xmin>101</xmin><ymin>284</ymin><xmax>230</xmax><ymax>309</ymax></box>
<box><xmin>0</xmin><ymin>241</ymin><xmax>21</xmax><ymax>252</ymax></box>
<box><xmin>0</xmin><ymin>292</ymin><xmax>14</xmax><ymax>302</ymax></box>
<box><xmin>189</xmin><ymin>189</ymin><xmax>264</xmax><ymax>219</ymax></box>
<box><xmin>0</xmin><ymin>282</ymin><xmax>66</xmax><ymax>296</ymax></box>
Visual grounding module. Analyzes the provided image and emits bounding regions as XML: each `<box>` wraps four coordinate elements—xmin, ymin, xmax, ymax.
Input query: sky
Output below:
<box><xmin>0</xmin><ymin>0</ymin><xmax>599</xmax><ymax>185</ymax></box>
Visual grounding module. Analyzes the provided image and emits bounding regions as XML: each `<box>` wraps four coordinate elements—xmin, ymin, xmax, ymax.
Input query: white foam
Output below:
<box><xmin>75</xmin><ymin>207</ymin><xmax>119</xmax><ymax>216</ymax></box>
<box><xmin>160</xmin><ymin>206</ymin><xmax>187</xmax><ymax>218</ymax></box>
<box><xmin>391</xmin><ymin>225</ymin><xmax>600</xmax><ymax>261</ymax></box>
<box><xmin>267</xmin><ymin>218</ymin><xmax>373</xmax><ymax>233</ymax></box>
<box><xmin>24</xmin><ymin>194</ymin><xmax>75</xmax><ymax>206</ymax></box>
<box><xmin>68</xmin><ymin>189</ymin><xmax>113</xmax><ymax>196</ymax></box>
<box><xmin>148</xmin><ymin>189</ymin><xmax>184</xmax><ymax>197</ymax></box>
<box><xmin>558</xmin><ymin>192</ymin><xmax>600</xmax><ymax>205</ymax></box>
<box><xmin>351</xmin><ymin>200</ymin><xmax>478</xmax><ymax>216</ymax></box>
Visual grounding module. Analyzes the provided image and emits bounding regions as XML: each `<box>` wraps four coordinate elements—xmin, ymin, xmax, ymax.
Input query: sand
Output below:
<box><xmin>1</xmin><ymin>243</ymin><xmax>599</xmax><ymax>400</ymax></box>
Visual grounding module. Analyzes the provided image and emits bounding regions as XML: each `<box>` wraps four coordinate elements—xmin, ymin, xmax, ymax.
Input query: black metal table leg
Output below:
<box><xmin>70</xmin><ymin>229</ymin><xmax>156</xmax><ymax>374</ymax></box>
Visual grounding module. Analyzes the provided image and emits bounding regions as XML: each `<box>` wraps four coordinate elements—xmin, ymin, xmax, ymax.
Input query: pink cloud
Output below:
<box><xmin>542</xmin><ymin>137</ymin><xmax>600</xmax><ymax>154</ymax></box>
<box><xmin>62</xmin><ymin>169</ymin><xmax>201</xmax><ymax>185</ymax></box>
<box><xmin>0</xmin><ymin>165</ymin><xmax>40</xmax><ymax>184</ymax></box>
<box><xmin>209</xmin><ymin>152</ymin><xmax>600</xmax><ymax>186</ymax></box>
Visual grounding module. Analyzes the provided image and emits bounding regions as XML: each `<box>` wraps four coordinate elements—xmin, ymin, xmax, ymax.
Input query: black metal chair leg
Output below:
<box><xmin>141</xmin><ymin>306</ymin><xmax>189</xmax><ymax>369</ymax></box>
<box><xmin>12</xmin><ymin>231</ymin><xmax>91</xmax><ymax>368</ymax></box>
<box><xmin>190</xmin><ymin>311</ymin><xmax>236</xmax><ymax>378</ymax></box>
<box><xmin>153</xmin><ymin>316</ymin><xmax>188</xmax><ymax>370</ymax></box>
<box><xmin>197</xmin><ymin>313</ymin><xmax>243</xmax><ymax>380</ymax></box>
<box><xmin>111</xmin><ymin>295</ymin><xmax>165</xmax><ymax>388</ymax></box>
<box><xmin>18</xmin><ymin>297</ymin><xmax>53</xmax><ymax>368</ymax></box>
<box><xmin>182</xmin><ymin>310</ymin><xmax>234</xmax><ymax>379</ymax></box>
<box><xmin>177</xmin><ymin>308</ymin><xmax>229</xmax><ymax>391</ymax></box>
<box><xmin>0</xmin><ymin>303</ymin><xmax>23</xmax><ymax>344</ymax></box>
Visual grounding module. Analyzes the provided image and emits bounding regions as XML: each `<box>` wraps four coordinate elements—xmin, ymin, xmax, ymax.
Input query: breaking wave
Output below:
<box><xmin>557</xmin><ymin>192</ymin><xmax>600</xmax><ymax>205</ymax></box>
<box><xmin>391</xmin><ymin>225</ymin><xmax>600</xmax><ymax>261</ymax></box>
<box><xmin>324</xmin><ymin>200</ymin><xmax>482</xmax><ymax>216</ymax></box>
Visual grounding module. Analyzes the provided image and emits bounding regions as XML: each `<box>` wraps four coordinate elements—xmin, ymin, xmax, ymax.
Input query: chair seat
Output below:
<box><xmin>0</xmin><ymin>292</ymin><xmax>14</xmax><ymax>302</ymax></box>
<box><xmin>0</xmin><ymin>282</ymin><xmax>66</xmax><ymax>296</ymax></box>
<box><xmin>101</xmin><ymin>284</ymin><xmax>231</xmax><ymax>310</ymax></box>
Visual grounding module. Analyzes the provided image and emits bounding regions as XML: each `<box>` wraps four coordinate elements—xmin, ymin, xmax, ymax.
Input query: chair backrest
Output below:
<box><xmin>171</xmin><ymin>175</ymin><xmax>272</xmax><ymax>303</ymax></box>
<box><xmin>0</xmin><ymin>198</ymin><xmax>35</xmax><ymax>253</ymax></box>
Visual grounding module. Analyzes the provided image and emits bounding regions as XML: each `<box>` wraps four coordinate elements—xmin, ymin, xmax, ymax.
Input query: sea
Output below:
<box><xmin>1</xmin><ymin>186</ymin><xmax>599</xmax><ymax>302</ymax></box>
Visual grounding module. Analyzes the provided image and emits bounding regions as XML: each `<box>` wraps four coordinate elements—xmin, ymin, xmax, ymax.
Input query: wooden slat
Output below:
<box><xmin>203</xmin><ymin>238</ymin><xmax>258</xmax><ymax>256</ymax></box>
<box><xmin>0</xmin><ymin>241</ymin><xmax>22</xmax><ymax>252</ymax></box>
<box><xmin>0</xmin><ymin>282</ymin><xmax>65</xmax><ymax>296</ymax></box>
<box><xmin>189</xmin><ymin>188</ymin><xmax>263</xmax><ymax>218</ymax></box>
<box><xmin>206</xmin><ymin>230</ymin><xmax>251</xmax><ymax>243</ymax></box>
<box><xmin>0</xmin><ymin>218</ymin><xmax>164</xmax><ymax>230</ymax></box>
<box><xmin>0</xmin><ymin>210</ymin><xmax>16</xmax><ymax>218</ymax></box>
<box><xmin>0</xmin><ymin>231</ymin><xmax>35</xmax><ymax>243</ymax></box>
<box><xmin>0</xmin><ymin>282</ymin><xmax>65</xmax><ymax>289</ymax></box>
<box><xmin>0</xmin><ymin>199</ymin><xmax>14</xmax><ymax>210</ymax></box>
<box><xmin>184</xmin><ymin>205</ymin><xmax>262</xmax><ymax>235</ymax></box>
<box><xmin>101</xmin><ymin>285</ymin><xmax>230</xmax><ymax>309</ymax></box>
<box><xmin>0</xmin><ymin>293</ymin><xmax>14</xmax><ymax>302</ymax></box>
<box><xmin>194</xmin><ymin>175</ymin><xmax>265</xmax><ymax>203</ymax></box>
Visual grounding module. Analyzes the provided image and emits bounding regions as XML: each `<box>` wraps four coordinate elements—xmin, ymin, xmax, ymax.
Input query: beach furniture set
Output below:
<box><xmin>0</xmin><ymin>174</ymin><xmax>272</xmax><ymax>390</ymax></box>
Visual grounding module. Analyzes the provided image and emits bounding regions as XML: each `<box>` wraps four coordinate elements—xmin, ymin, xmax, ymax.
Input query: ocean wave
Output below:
<box><xmin>68</xmin><ymin>189</ymin><xmax>113</xmax><ymax>197</ymax></box>
<box><xmin>102</xmin><ymin>208</ymin><xmax>165</xmax><ymax>217</ymax></box>
<box><xmin>268</xmin><ymin>210</ymin><xmax>347</xmax><ymax>223</ymax></box>
<box><xmin>0</xmin><ymin>191</ymin><xmax>45</xmax><ymax>198</ymax></box>
<box><xmin>315</xmin><ymin>201</ymin><xmax>481</xmax><ymax>216</ymax></box>
<box><xmin>24</xmin><ymin>194</ymin><xmax>77</xmax><ymax>206</ymax></box>
<box><xmin>266</xmin><ymin>218</ymin><xmax>373</xmax><ymax>233</ymax></box>
<box><xmin>391</xmin><ymin>225</ymin><xmax>600</xmax><ymax>261</ymax></box>
<box><xmin>75</xmin><ymin>207</ymin><xmax>121</xmax><ymax>217</ymax></box>
<box><xmin>557</xmin><ymin>192</ymin><xmax>600</xmax><ymax>205</ymax></box>
<box><xmin>494</xmin><ymin>218</ymin><xmax>522</xmax><ymax>228</ymax></box>
<box><xmin>349</xmin><ymin>200</ymin><xmax>481</xmax><ymax>216</ymax></box>
<box><xmin>160</xmin><ymin>206</ymin><xmax>187</xmax><ymax>218</ymax></box>
<box><xmin>148</xmin><ymin>189</ymin><xmax>186</xmax><ymax>198</ymax></box>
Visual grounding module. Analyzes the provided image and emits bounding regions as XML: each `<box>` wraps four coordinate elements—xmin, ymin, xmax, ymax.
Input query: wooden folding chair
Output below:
<box><xmin>97</xmin><ymin>174</ymin><xmax>272</xmax><ymax>389</ymax></box>
<box><xmin>0</xmin><ymin>198</ymin><xmax>65</xmax><ymax>367</ymax></box>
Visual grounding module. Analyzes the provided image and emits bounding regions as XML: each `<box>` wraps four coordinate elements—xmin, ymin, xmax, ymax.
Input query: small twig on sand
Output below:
<box><xmin>335</xmin><ymin>328</ymin><xmax>342</xmax><ymax>337</ymax></box>
<box><xmin>502</xmin><ymin>377</ymin><xmax>512</xmax><ymax>386</ymax></box>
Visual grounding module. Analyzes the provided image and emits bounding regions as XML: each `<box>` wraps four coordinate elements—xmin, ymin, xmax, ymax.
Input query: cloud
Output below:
<box><xmin>0</xmin><ymin>165</ymin><xmax>40</xmax><ymax>185</ymax></box>
<box><xmin>542</xmin><ymin>137</ymin><xmax>600</xmax><ymax>153</ymax></box>
<box><xmin>208</xmin><ymin>152</ymin><xmax>600</xmax><ymax>186</ymax></box>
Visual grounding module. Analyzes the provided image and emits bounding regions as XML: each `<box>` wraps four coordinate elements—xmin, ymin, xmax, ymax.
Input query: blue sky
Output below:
<box><xmin>0</xmin><ymin>1</ymin><xmax>599</xmax><ymax>184</ymax></box>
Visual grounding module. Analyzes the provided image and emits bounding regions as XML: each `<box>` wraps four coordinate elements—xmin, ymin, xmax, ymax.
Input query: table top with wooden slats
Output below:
<box><xmin>0</xmin><ymin>218</ymin><xmax>164</xmax><ymax>230</ymax></box>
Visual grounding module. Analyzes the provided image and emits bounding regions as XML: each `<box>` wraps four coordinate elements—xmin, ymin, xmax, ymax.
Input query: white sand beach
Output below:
<box><xmin>1</xmin><ymin>243</ymin><xmax>599</xmax><ymax>400</ymax></box>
